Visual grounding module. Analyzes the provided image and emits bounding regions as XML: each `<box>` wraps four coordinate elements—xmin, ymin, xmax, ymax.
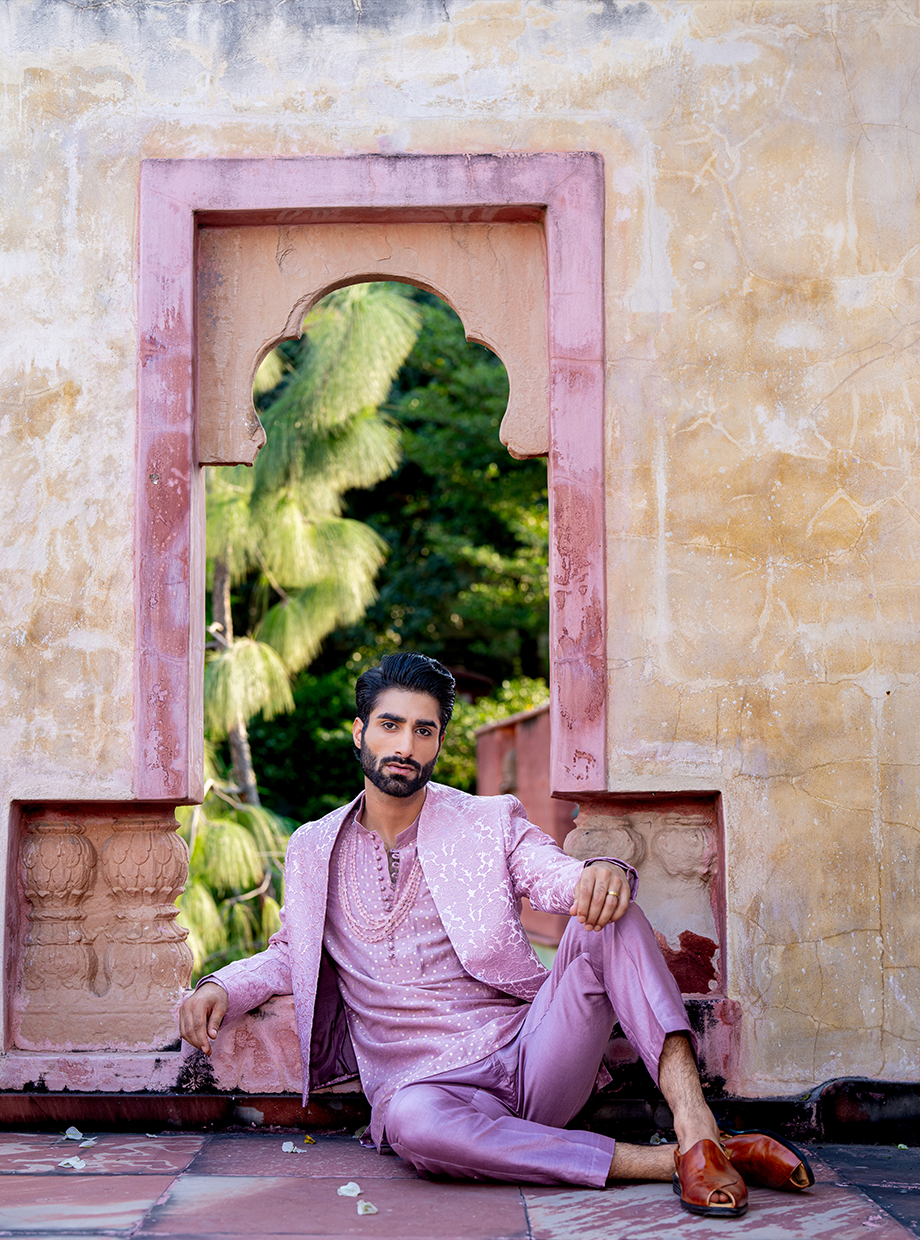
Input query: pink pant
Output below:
<box><xmin>385</xmin><ymin>903</ymin><xmax>691</xmax><ymax>1187</ymax></box>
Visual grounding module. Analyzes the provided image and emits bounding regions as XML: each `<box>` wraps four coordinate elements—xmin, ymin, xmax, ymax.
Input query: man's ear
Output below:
<box><xmin>352</xmin><ymin>717</ymin><xmax>364</xmax><ymax>748</ymax></box>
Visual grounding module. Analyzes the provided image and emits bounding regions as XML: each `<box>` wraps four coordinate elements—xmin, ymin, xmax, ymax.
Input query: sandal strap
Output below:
<box><xmin>675</xmin><ymin>1139</ymin><xmax>748</xmax><ymax>1212</ymax></box>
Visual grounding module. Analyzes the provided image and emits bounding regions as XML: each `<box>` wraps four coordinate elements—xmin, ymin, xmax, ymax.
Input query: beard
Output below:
<box><xmin>358</xmin><ymin>735</ymin><xmax>437</xmax><ymax>799</ymax></box>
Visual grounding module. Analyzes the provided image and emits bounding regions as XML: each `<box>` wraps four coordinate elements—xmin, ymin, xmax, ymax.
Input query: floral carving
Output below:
<box><xmin>100</xmin><ymin>817</ymin><xmax>193</xmax><ymax>998</ymax></box>
<box><xmin>21</xmin><ymin>819</ymin><xmax>98</xmax><ymax>993</ymax></box>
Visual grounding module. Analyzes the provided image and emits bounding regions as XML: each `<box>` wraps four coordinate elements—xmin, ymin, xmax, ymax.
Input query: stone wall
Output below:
<box><xmin>1</xmin><ymin>0</ymin><xmax>918</xmax><ymax>1095</ymax></box>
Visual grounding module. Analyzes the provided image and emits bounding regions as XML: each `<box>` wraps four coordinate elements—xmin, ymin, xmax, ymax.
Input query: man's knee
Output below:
<box><xmin>385</xmin><ymin>1084</ymin><xmax>440</xmax><ymax>1157</ymax></box>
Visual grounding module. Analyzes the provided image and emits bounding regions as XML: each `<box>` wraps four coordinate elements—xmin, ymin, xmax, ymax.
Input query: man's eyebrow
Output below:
<box><xmin>375</xmin><ymin>711</ymin><xmax>439</xmax><ymax>728</ymax></box>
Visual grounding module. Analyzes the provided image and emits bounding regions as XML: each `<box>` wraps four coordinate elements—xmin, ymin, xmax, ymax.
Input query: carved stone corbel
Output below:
<box><xmin>13</xmin><ymin>805</ymin><xmax>193</xmax><ymax>1052</ymax></box>
<box><xmin>100</xmin><ymin>815</ymin><xmax>193</xmax><ymax>1002</ymax></box>
<box><xmin>20</xmin><ymin>818</ymin><xmax>98</xmax><ymax>997</ymax></box>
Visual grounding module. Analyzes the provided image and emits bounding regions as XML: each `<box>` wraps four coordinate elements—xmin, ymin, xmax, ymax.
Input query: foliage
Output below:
<box><xmin>435</xmin><ymin>677</ymin><xmax>550</xmax><ymax>792</ymax></box>
<box><xmin>247</xmin><ymin>662</ymin><xmax>366</xmax><ymax>825</ymax></box>
<box><xmin>175</xmin><ymin>777</ymin><xmax>294</xmax><ymax>980</ymax></box>
<box><xmin>333</xmin><ymin>295</ymin><xmax>550</xmax><ymax>683</ymax></box>
<box><xmin>204</xmin><ymin>636</ymin><xmax>294</xmax><ymax>739</ymax></box>
<box><xmin>191</xmin><ymin>283</ymin><xmax>421</xmax><ymax>974</ymax></box>
<box><xmin>207</xmin><ymin>283</ymin><xmax>421</xmax><ymax>696</ymax></box>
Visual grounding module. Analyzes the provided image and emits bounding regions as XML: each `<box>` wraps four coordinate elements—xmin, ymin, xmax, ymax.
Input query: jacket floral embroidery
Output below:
<box><xmin>206</xmin><ymin>781</ymin><xmax>637</xmax><ymax>1105</ymax></box>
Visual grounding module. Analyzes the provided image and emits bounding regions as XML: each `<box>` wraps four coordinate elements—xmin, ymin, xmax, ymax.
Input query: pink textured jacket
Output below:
<box><xmin>207</xmin><ymin>781</ymin><xmax>636</xmax><ymax>1106</ymax></box>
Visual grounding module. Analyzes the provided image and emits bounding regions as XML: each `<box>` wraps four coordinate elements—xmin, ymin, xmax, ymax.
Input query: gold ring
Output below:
<box><xmin>605</xmin><ymin>890</ymin><xmax>616</xmax><ymax>898</ymax></box>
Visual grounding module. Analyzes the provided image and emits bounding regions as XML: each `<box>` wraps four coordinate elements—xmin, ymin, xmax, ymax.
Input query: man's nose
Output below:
<box><xmin>393</xmin><ymin>727</ymin><xmax>414</xmax><ymax>754</ymax></box>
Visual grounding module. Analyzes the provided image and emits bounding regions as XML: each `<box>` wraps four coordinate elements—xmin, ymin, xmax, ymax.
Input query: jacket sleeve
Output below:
<box><xmin>502</xmin><ymin>796</ymin><xmax>639</xmax><ymax>915</ymax></box>
<box><xmin>197</xmin><ymin>902</ymin><xmax>294</xmax><ymax>1021</ymax></box>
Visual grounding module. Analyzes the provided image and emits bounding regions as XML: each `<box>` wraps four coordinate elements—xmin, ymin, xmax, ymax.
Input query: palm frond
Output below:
<box><xmin>253</xmin><ymin>503</ymin><xmax>388</xmax><ymax>592</ymax></box>
<box><xmin>225</xmin><ymin>899</ymin><xmax>257</xmax><ymax>954</ymax></box>
<box><xmin>198</xmin><ymin>816</ymin><xmax>265</xmax><ymax>893</ymax></box>
<box><xmin>233</xmin><ymin>803</ymin><xmax>292</xmax><ymax>859</ymax></box>
<box><xmin>257</xmin><ymin>569</ymin><xmax>380</xmax><ymax>676</ymax></box>
<box><xmin>292</xmin><ymin>412</ymin><xmax>402</xmax><ymax>500</ymax></box>
<box><xmin>176</xmin><ymin>880</ymin><xmax>227</xmax><ymax>973</ymax></box>
<box><xmin>253</xmin><ymin>348</ymin><xmax>287</xmax><ymax>397</ymax></box>
<box><xmin>204</xmin><ymin>637</ymin><xmax>295</xmax><ymax>737</ymax></box>
<box><xmin>254</xmin><ymin>283</ymin><xmax>419</xmax><ymax>497</ymax></box>
<box><xmin>261</xmin><ymin>895</ymin><xmax>282</xmax><ymax>942</ymax></box>
<box><xmin>302</xmin><ymin>284</ymin><xmax>422</xmax><ymax>430</ymax></box>
<box><xmin>205</xmin><ymin>468</ymin><xmax>257</xmax><ymax>582</ymax></box>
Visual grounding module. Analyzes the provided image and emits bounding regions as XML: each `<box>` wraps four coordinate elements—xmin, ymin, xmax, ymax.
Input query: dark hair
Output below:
<box><xmin>355</xmin><ymin>653</ymin><xmax>456</xmax><ymax>737</ymax></box>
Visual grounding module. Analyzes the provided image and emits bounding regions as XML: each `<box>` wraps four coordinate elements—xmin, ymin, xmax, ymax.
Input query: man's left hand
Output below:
<box><xmin>570</xmin><ymin>861</ymin><xmax>630</xmax><ymax>931</ymax></box>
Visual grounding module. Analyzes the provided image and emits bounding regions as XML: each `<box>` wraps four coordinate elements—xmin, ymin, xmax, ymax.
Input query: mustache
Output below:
<box><xmin>379</xmin><ymin>755</ymin><xmax>422</xmax><ymax>774</ymax></box>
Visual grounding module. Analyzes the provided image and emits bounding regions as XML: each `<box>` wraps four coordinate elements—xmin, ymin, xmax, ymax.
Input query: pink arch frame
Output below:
<box><xmin>136</xmin><ymin>153</ymin><xmax>606</xmax><ymax>803</ymax></box>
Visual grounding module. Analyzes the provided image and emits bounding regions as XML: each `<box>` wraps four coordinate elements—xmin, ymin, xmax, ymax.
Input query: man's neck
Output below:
<box><xmin>360</xmin><ymin>781</ymin><xmax>428</xmax><ymax>848</ymax></box>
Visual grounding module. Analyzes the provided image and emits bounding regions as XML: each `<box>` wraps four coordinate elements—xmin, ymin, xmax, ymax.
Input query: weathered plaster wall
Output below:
<box><xmin>1</xmin><ymin>0</ymin><xmax>918</xmax><ymax>1093</ymax></box>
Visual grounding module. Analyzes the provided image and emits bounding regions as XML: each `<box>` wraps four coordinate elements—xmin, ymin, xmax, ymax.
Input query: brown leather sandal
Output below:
<box><xmin>719</xmin><ymin>1125</ymin><xmax>815</xmax><ymax>1191</ymax></box>
<box><xmin>673</xmin><ymin>1139</ymin><xmax>749</xmax><ymax>1218</ymax></box>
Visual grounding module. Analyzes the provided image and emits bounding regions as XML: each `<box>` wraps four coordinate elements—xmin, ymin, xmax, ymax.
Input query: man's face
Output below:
<box><xmin>353</xmin><ymin>687</ymin><xmax>443</xmax><ymax>799</ymax></box>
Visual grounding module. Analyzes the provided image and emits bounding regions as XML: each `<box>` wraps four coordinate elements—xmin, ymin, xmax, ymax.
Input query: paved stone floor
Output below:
<box><xmin>0</xmin><ymin>1130</ymin><xmax>918</xmax><ymax>1239</ymax></box>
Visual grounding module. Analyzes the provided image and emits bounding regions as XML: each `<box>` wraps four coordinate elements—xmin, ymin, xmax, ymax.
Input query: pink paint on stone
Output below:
<box><xmin>136</xmin><ymin>153</ymin><xmax>607</xmax><ymax>803</ymax></box>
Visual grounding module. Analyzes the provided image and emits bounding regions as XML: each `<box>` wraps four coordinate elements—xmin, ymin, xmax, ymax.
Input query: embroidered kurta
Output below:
<box><xmin>203</xmin><ymin>782</ymin><xmax>638</xmax><ymax>1120</ymax></box>
<box><xmin>325</xmin><ymin>806</ymin><xmax>529</xmax><ymax>1146</ymax></box>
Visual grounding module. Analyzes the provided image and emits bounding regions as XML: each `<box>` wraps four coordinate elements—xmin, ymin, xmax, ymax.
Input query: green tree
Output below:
<box><xmin>177</xmin><ymin>283</ymin><xmax>421</xmax><ymax>978</ymax></box>
<box><xmin>248</xmin><ymin>295</ymin><xmax>551</xmax><ymax>824</ymax></box>
<box><xmin>331</xmin><ymin>294</ymin><xmax>549</xmax><ymax>682</ymax></box>
<box><xmin>205</xmin><ymin>283</ymin><xmax>421</xmax><ymax>803</ymax></box>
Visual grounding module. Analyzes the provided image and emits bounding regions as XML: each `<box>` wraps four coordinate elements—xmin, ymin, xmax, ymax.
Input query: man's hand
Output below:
<box><xmin>570</xmin><ymin>861</ymin><xmax>630</xmax><ymax>931</ymax></box>
<box><xmin>178</xmin><ymin>982</ymin><xmax>228</xmax><ymax>1056</ymax></box>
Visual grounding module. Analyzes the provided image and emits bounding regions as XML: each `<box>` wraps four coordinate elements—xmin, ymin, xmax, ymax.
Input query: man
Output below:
<box><xmin>180</xmin><ymin>653</ymin><xmax>812</xmax><ymax>1217</ymax></box>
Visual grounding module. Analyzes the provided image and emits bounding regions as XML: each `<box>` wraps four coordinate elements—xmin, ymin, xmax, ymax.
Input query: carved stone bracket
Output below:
<box><xmin>21</xmin><ymin>819</ymin><xmax>98</xmax><ymax>996</ymax></box>
<box><xmin>100</xmin><ymin>817</ymin><xmax>192</xmax><ymax>1002</ymax></box>
<box><xmin>12</xmin><ymin>804</ymin><xmax>193</xmax><ymax>1052</ymax></box>
<box><xmin>566</xmin><ymin>796</ymin><xmax>724</xmax><ymax>996</ymax></box>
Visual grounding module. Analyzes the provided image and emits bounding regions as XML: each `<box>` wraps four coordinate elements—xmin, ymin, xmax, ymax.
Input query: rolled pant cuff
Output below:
<box><xmin>576</xmin><ymin>1130</ymin><xmax>618</xmax><ymax>1188</ymax></box>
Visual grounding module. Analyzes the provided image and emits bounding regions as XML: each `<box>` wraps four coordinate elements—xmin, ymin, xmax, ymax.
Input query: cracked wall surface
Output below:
<box><xmin>1</xmin><ymin>0</ymin><xmax>918</xmax><ymax>1091</ymax></box>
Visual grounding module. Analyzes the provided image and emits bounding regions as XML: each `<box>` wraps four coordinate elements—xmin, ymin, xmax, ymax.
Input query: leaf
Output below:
<box><xmin>253</xmin><ymin>348</ymin><xmax>287</xmax><ymax>397</ymax></box>
<box><xmin>233</xmin><ymin>805</ymin><xmax>291</xmax><ymax>858</ymax></box>
<box><xmin>204</xmin><ymin>638</ymin><xmax>294</xmax><ymax>737</ymax></box>
<box><xmin>261</xmin><ymin>895</ymin><xmax>282</xmax><ymax>942</ymax></box>
<box><xmin>254</xmin><ymin>283</ymin><xmax>418</xmax><ymax>498</ymax></box>
<box><xmin>258</xmin><ymin>571</ymin><xmax>382</xmax><ymax>676</ymax></box>
<box><xmin>435</xmin><ymin>678</ymin><xmax>550</xmax><ymax>791</ymax></box>
<box><xmin>176</xmin><ymin>880</ymin><xmax>227</xmax><ymax>968</ymax></box>
<box><xmin>226</xmin><ymin>900</ymin><xmax>257</xmax><ymax>953</ymax></box>
<box><xmin>196</xmin><ymin>818</ymin><xmax>265</xmax><ymax>894</ymax></box>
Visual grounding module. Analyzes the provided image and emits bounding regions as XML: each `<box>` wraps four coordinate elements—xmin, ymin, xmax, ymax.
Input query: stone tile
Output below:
<box><xmin>144</xmin><ymin>1174</ymin><xmax>529</xmax><ymax>1238</ymax></box>
<box><xmin>0</xmin><ymin>1131</ymin><xmax>204</xmax><ymax>1176</ymax></box>
<box><xmin>187</xmin><ymin>1133</ymin><xmax>419</xmax><ymax>1178</ymax></box>
<box><xmin>0</xmin><ymin>1132</ymin><xmax>71</xmax><ymax>1174</ymax></box>
<box><xmin>0</xmin><ymin>1173</ymin><xmax>176</xmax><ymax>1232</ymax></box>
<box><xmin>818</xmin><ymin>1144</ymin><xmax>920</xmax><ymax>1188</ymax></box>
<box><xmin>799</xmin><ymin>1150</ymin><xmax>839</xmax><ymax>1184</ymax></box>
<box><xmin>857</xmin><ymin>1189</ymin><xmax>920</xmax><ymax>1238</ymax></box>
<box><xmin>523</xmin><ymin>1181</ymin><xmax>915</xmax><ymax>1240</ymax></box>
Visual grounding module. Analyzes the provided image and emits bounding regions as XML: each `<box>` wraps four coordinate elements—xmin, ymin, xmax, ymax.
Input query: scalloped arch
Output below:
<box><xmin>197</xmin><ymin>220</ymin><xmax>549</xmax><ymax>465</ymax></box>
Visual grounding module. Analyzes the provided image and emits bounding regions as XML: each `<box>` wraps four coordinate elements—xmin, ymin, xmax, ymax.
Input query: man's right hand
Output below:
<box><xmin>178</xmin><ymin>981</ymin><xmax>228</xmax><ymax>1056</ymax></box>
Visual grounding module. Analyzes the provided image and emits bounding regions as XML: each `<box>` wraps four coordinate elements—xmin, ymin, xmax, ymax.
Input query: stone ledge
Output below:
<box><xmin>2</xmin><ymin>1082</ymin><xmax>918</xmax><ymax>1144</ymax></box>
